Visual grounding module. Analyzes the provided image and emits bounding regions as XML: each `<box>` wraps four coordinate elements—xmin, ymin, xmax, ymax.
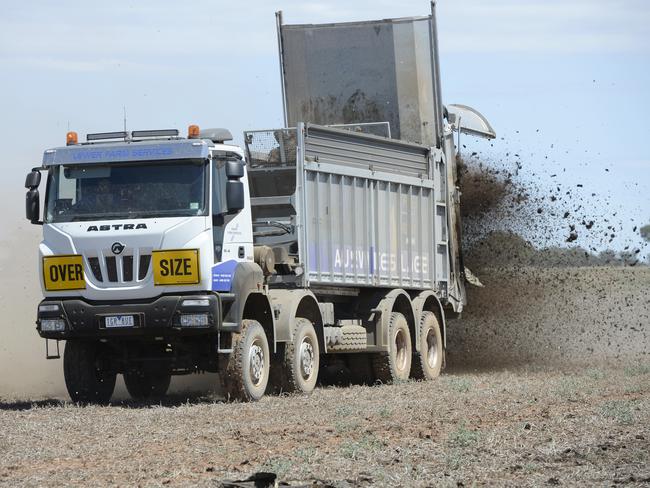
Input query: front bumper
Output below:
<box><xmin>36</xmin><ymin>293</ymin><xmax>223</xmax><ymax>339</ymax></box>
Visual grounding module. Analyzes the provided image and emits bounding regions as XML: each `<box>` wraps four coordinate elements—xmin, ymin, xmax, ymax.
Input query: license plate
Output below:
<box><xmin>152</xmin><ymin>249</ymin><xmax>200</xmax><ymax>286</ymax></box>
<box><xmin>105</xmin><ymin>315</ymin><xmax>135</xmax><ymax>328</ymax></box>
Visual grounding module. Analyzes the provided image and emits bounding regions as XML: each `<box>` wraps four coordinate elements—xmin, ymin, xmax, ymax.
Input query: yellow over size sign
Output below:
<box><xmin>152</xmin><ymin>249</ymin><xmax>200</xmax><ymax>286</ymax></box>
<box><xmin>43</xmin><ymin>255</ymin><xmax>86</xmax><ymax>291</ymax></box>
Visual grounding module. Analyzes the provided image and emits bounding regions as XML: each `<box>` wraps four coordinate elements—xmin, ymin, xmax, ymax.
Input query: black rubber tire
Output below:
<box><xmin>220</xmin><ymin>320</ymin><xmax>270</xmax><ymax>401</ymax></box>
<box><xmin>410</xmin><ymin>311</ymin><xmax>444</xmax><ymax>380</ymax></box>
<box><xmin>372</xmin><ymin>312</ymin><xmax>412</xmax><ymax>383</ymax></box>
<box><xmin>124</xmin><ymin>371</ymin><xmax>171</xmax><ymax>400</ymax></box>
<box><xmin>63</xmin><ymin>340</ymin><xmax>116</xmax><ymax>405</ymax></box>
<box><xmin>282</xmin><ymin>318</ymin><xmax>320</xmax><ymax>394</ymax></box>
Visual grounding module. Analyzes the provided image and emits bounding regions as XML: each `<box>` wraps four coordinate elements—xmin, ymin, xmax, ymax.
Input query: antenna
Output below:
<box><xmin>123</xmin><ymin>106</ymin><xmax>127</xmax><ymax>132</ymax></box>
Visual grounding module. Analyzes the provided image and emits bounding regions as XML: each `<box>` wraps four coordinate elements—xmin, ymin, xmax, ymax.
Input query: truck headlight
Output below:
<box><xmin>41</xmin><ymin>319</ymin><xmax>66</xmax><ymax>332</ymax></box>
<box><xmin>179</xmin><ymin>314</ymin><xmax>209</xmax><ymax>327</ymax></box>
<box><xmin>181</xmin><ymin>299</ymin><xmax>210</xmax><ymax>308</ymax></box>
<box><xmin>39</xmin><ymin>304</ymin><xmax>61</xmax><ymax>313</ymax></box>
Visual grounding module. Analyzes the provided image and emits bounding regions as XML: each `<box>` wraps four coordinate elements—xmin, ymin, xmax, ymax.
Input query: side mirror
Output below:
<box><xmin>225</xmin><ymin>161</ymin><xmax>244</xmax><ymax>179</ymax></box>
<box><xmin>26</xmin><ymin>188</ymin><xmax>41</xmax><ymax>224</ymax></box>
<box><xmin>226</xmin><ymin>181</ymin><xmax>245</xmax><ymax>214</ymax></box>
<box><xmin>25</xmin><ymin>170</ymin><xmax>41</xmax><ymax>189</ymax></box>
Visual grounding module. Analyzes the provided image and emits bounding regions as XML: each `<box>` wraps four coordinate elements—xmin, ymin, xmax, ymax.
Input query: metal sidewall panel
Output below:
<box><xmin>304</xmin><ymin>125</ymin><xmax>430</xmax><ymax>179</ymax></box>
<box><xmin>280</xmin><ymin>16</ymin><xmax>440</xmax><ymax>147</ymax></box>
<box><xmin>299</xmin><ymin>126</ymin><xmax>445</xmax><ymax>291</ymax></box>
<box><xmin>303</xmin><ymin>169</ymin><xmax>436</xmax><ymax>289</ymax></box>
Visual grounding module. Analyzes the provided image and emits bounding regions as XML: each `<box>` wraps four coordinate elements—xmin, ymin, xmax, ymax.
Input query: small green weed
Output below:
<box><xmin>585</xmin><ymin>368</ymin><xmax>605</xmax><ymax>380</ymax></box>
<box><xmin>378</xmin><ymin>405</ymin><xmax>392</xmax><ymax>418</ymax></box>
<box><xmin>600</xmin><ymin>400</ymin><xmax>635</xmax><ymax>425</ymax></box>
<box><xmin>624</xmin><ymin>364</ymin><xmax>650</xmax><ymax>377</ymax></box>
<box><xmin>262</xmin><ymin>457</ymin><xmax>293</xmax><ymax>478</ymax></box>
<box><xmin>446</xmin><ymin>377</ymin><xmax>472</xmax><ymax>393</ymax></box>
<box><xmin>334</xmin><ymin>418</ymin><xmax>360</xmax><ymax>434</ymax></box>
<box><xmin>340</xmin><ymin>434</ymin><xmax>382</xmax><ymax>460</ymax></box>
<box><xmin>448</xmin><ymin>423</ymin><xmax>480</xmax><ymax>447</ymax></box>
<box><xmin>555</xmin><ymin>376</ymin><xmax>590</xmax><ymax>399</ymax></box>
<box><xmin>294</xmin><ymin>447</ymin><xmax>317</xmax><ymax>464</ymax></box>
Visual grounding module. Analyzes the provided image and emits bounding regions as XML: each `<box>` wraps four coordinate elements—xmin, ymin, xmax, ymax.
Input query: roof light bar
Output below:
<box><xmin>86</xmin><ymin>131</ymin><xmax>128</xmax><ymax>141</ymax></box>
<box><xmin>131</xmin><ymin>129</ymin><xmax>179</xmax><ymax>138</ymax></box>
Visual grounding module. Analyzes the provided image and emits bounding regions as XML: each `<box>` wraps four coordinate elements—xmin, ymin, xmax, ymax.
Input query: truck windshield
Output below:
<box><xmin>45</xmin><ymin>160</ymin><xmax>207</xmax><ymax>223</ymax></box>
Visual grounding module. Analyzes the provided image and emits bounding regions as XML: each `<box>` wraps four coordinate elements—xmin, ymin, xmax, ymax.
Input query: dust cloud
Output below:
<box><xmin>0</xmin><ymin>225</ymin><xmax>65</xmax><ymax>399</ymax></box>
<box><xmin>447</xmin><ymin>266</ymin><xmax>649</xmax><ymax>368</ymax></box>
<box><xmin>449</xmin><ymin>152</ymin><xmax>649</xmax><ymax>369</ymax></box>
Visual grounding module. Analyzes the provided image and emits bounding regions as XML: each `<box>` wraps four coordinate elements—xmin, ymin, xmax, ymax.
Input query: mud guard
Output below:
<box><xmin>360</xmin><ymin>289</ymin><xmax>416</xmax><ymax>349</ymax></box>
<box><xmin>267</xmin><ymin>289</ymin><xmax>322</xmax><ymax>352</ymax></box>
<box><xmin>219</xmin><ymin>261</ymin><xmax>273</xmax><ymax>328</ymax></box>
<box><xmin>411</xmin><ymin>290</ymin><xmax>447</xmax><ymax>349</ymax></box>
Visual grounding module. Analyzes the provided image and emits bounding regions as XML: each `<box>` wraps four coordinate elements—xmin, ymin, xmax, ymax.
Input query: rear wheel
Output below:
<box><xmin>64</xmin><ymin>340</ymin><xmax>116</xmax><ymax>404</ymax></box>
<box><xmin>282</xmin><ymin>318</ymin><xmax>320</xmax><ymax>394</ymax></box>
<box><xmin>410</xmin><ymin>311</ymin><xmax>444</xmax><ymax>380</ymax></box>
<box><xmin>372</xmin><ymin>312</ymin><xmax>412</xmax><ymax>383</ymax></box>
<box><xmin>124</xmin><ymin>371</ymin><xmax>171</xmax><ymax>400</ymax></box>
<box><xmin>220</xmin><ymin>320</ymin><xmax>270</xmax><ymax>401</ymax></box>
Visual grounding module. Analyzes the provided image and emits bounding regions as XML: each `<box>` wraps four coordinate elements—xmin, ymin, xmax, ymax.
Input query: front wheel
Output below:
<box><xmin>64</xmin><ymin>340</ymin><xmax>116</xmax><ymax>404</ymax></box>
<box><xmin>220</xmin><ymin>320</ymin><xmax>270</xmax><ymax>401</ymax></box>
<box><xmin>124</xmin><ymin>371</ymin><xmax>171</xmax><ymax>400</ymax></box>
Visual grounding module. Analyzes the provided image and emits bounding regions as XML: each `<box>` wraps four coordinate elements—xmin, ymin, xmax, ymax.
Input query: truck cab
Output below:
<box><xmin>26</xmin><ymin>127</ymin><xmax>273</xmax><ymax>403</ymax></box>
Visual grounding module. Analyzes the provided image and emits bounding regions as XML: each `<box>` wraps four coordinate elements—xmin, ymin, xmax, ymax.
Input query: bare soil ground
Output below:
<box><xmin>0</xmin><ymin>365</ymin><xmax>648</xmax><ymax>487</ymax></box>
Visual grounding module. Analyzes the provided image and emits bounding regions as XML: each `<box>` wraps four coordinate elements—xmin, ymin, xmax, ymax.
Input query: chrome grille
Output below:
<box><xmin>106</xmin><ymin>256</ymin><xmax>118</xmax><ymax>282</ymax></box>
<box><xmin>88</xmin><ymin>257</ymin><xmax>102</xmax><ymax>282</ymax></box>
<box><xmin>85</xmin><ymin>250</ymin><xmax>152</xmax><ymax>284</ymax></box>
<box><xmin>138</xmin><ymin>255</ymin><xmax>151</xmax><ymax>281</ymax></box>
<box><xmin>123</xmin><ymin>256</ymin><xmax>134</xmax><ymax>281</ymax></box>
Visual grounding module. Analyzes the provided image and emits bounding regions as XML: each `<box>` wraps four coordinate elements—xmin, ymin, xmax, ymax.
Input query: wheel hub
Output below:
<box><xmin>299</xmin><ymin>340</ymin><xmax>315</xmax><ymax>379</ymax></box>
<box><xmin>395</xmin><ymin>329</ymin><xmax>407</xmax><ymax>371</ymax></box>
<box><xmin>249</xmin><ymin>343</ymin><xmax>265</xmax><ymax>386</ymax></box>
<box><xmin>426</xmin><ymin>329</ymin><xmax>438</xmax><ymax>369</ymax></box>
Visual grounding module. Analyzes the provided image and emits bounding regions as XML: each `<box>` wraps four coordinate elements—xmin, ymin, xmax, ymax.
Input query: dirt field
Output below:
<box><xmin>1</xmin><ymin>264</ymin><xmax>648</xmax><ymax>486</ymax></box>
<box><xmin>1</xmin><ymin>365</ymin><xmax>648</xmax><ymax>487</ymax></box>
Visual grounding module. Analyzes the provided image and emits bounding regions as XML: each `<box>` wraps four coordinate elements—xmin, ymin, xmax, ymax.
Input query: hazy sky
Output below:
<box><xmin>1</xmin><ymin>0</ymin><xmax>649</xmax><ymax>254</ymax></box>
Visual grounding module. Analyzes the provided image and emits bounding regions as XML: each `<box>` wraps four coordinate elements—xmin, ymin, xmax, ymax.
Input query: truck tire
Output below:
<box><xmin>64</xmin><ymin>340</ymin><xmax>116</xmax><ymax>405</ymax></box>
<box><xmin>372</xmin><ymin>312</ymin><xmax>412</xmax><ymax>383</ymax></box>
<box><xmin>220</xmin><ymin>320</ymin><xmax>270</xmax><ymax>401</ymax></box>
<box><xmin>282</xmin><ymin>318</ymin><xmax>320</xmax><ymax>394</ymax></box>
<box><xmin>410</xmin><ymin>311</ymin><xmax>444</xmax><ymax>380</ymax></box>
<box><xmin>124</xmin><ymin>371</ymin><xmax>171</xmax><ymax>400</ymax></box>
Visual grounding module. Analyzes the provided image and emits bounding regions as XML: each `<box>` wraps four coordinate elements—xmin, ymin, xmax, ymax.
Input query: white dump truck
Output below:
<box><xmin>25</xmin><ymin>4</ymin><xmax>494</xmax><ymax>402</ymax></box>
